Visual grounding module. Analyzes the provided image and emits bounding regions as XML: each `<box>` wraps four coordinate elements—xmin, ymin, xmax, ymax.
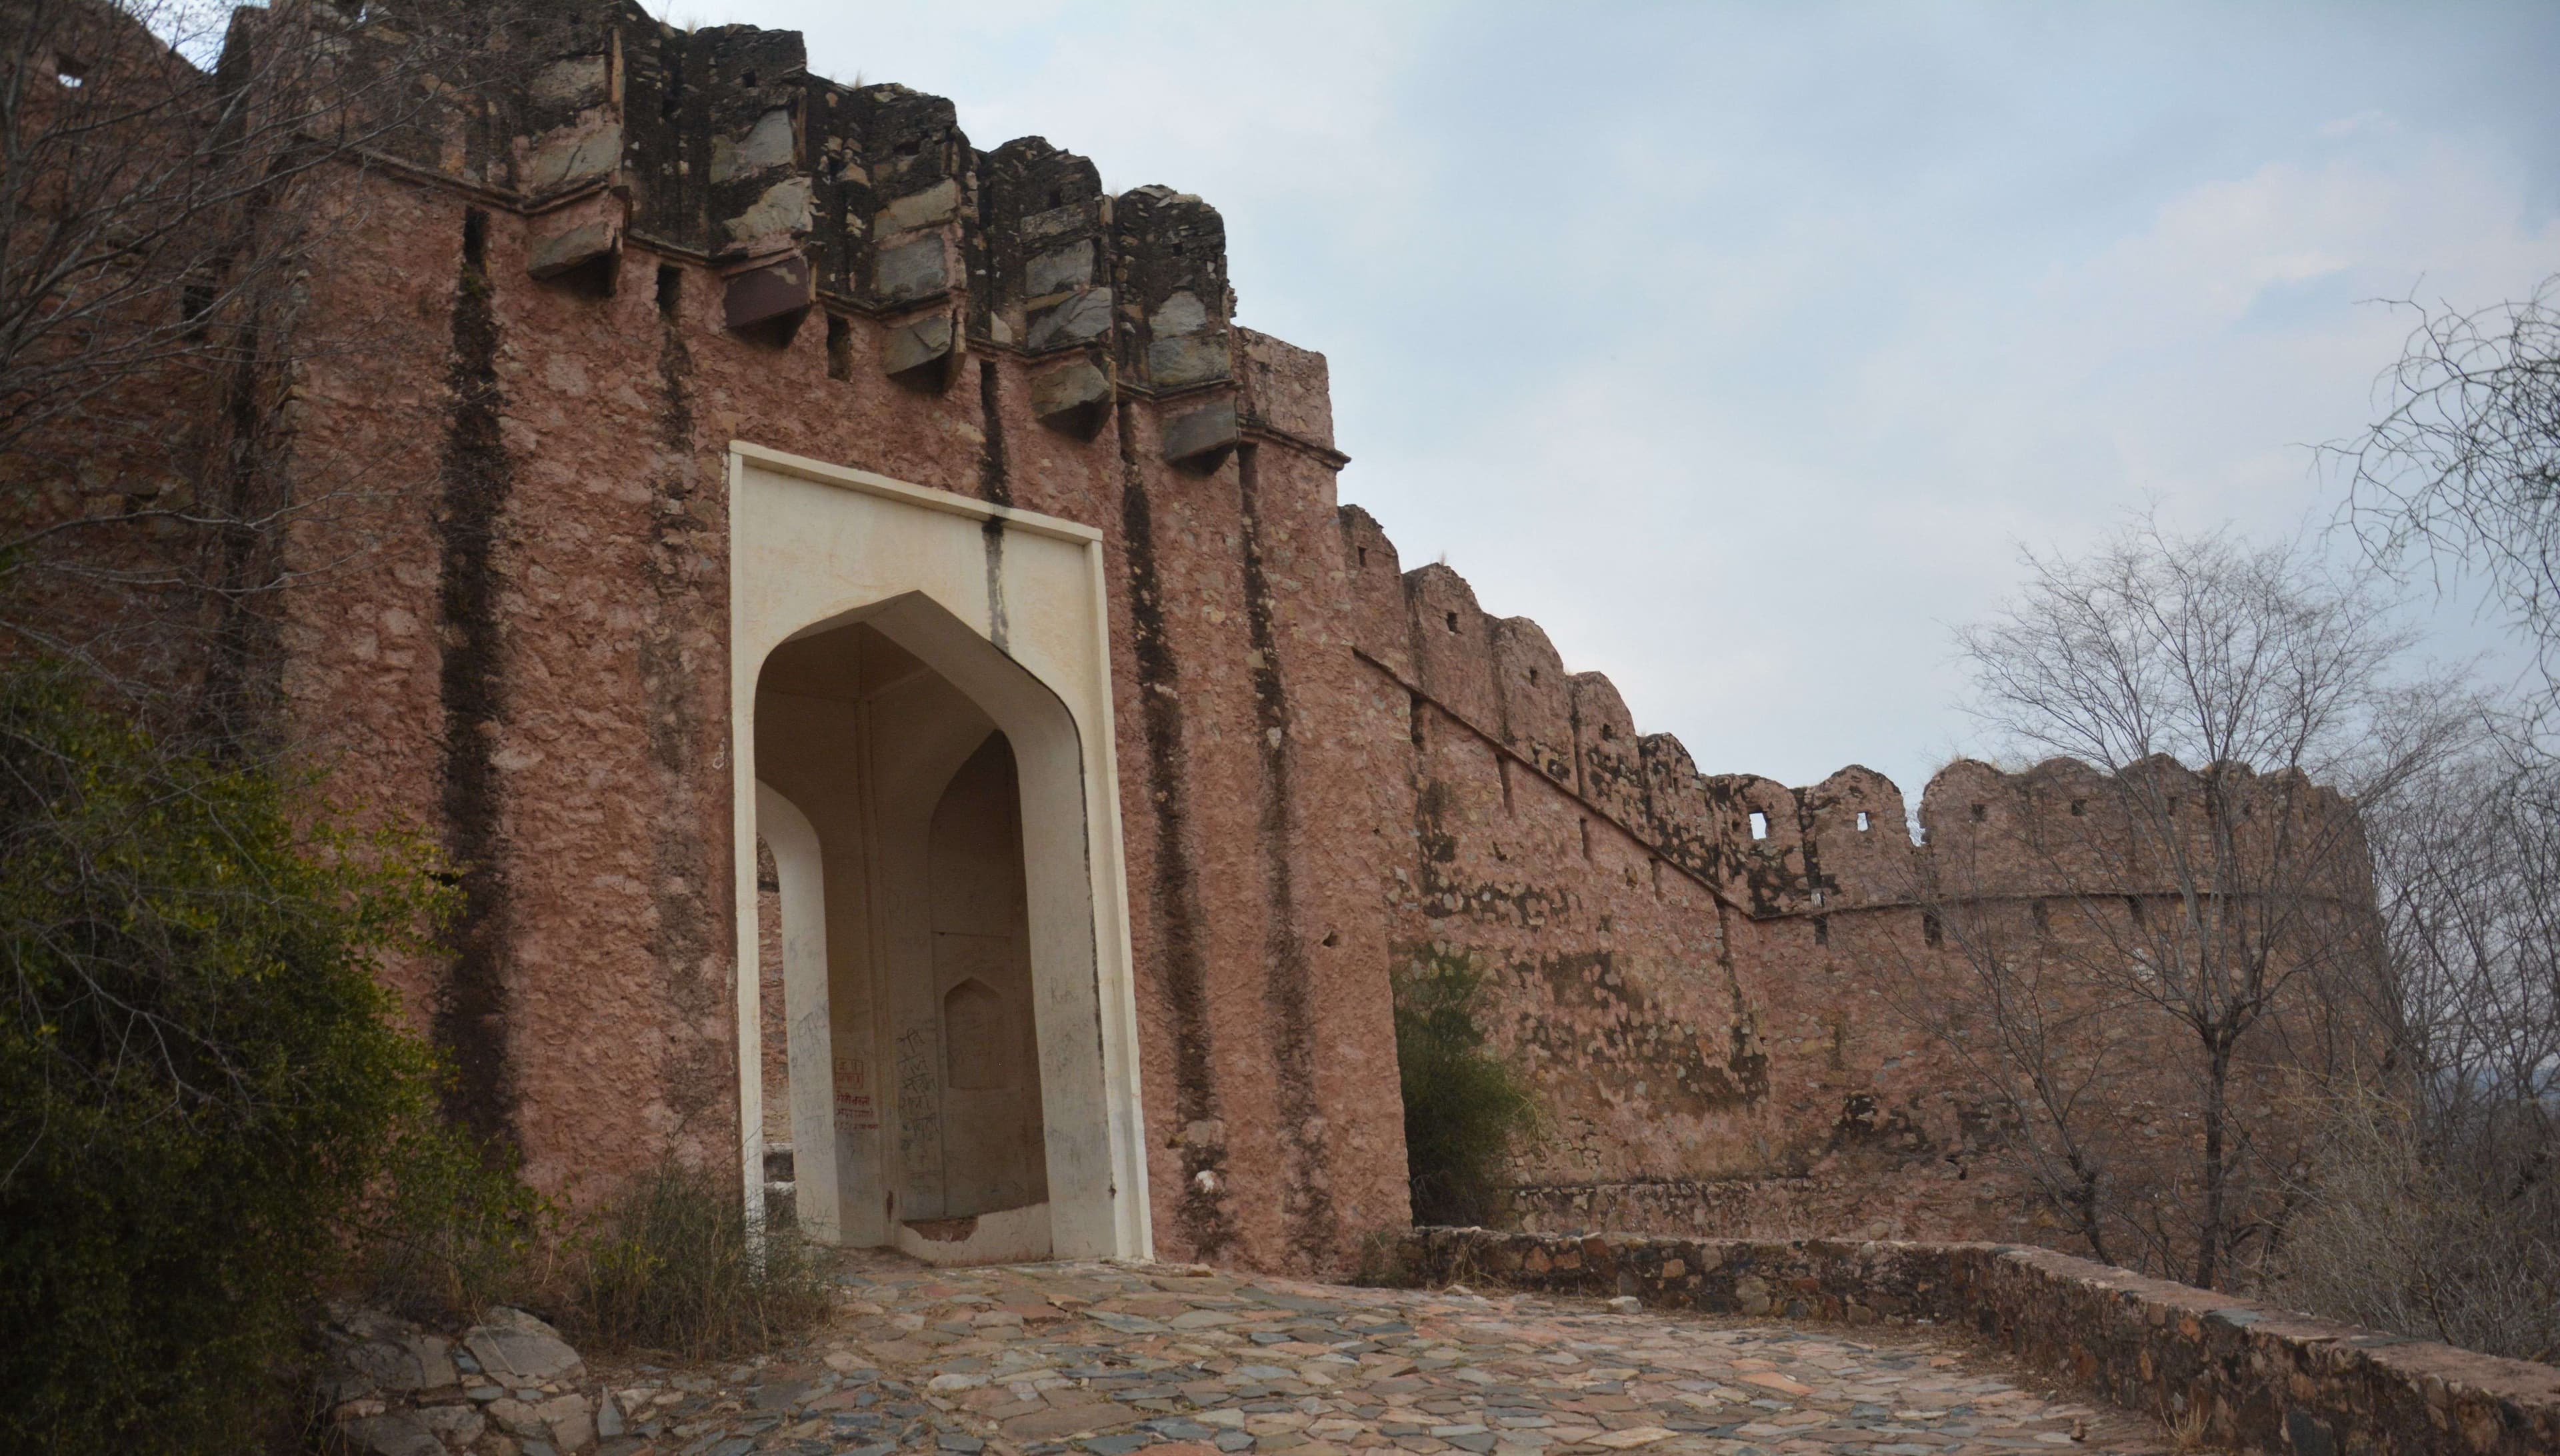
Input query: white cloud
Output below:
<box><xmin>653</xmin><ymin>1</ymin><xmax>2560</xmax><ymax>798</ymax></box>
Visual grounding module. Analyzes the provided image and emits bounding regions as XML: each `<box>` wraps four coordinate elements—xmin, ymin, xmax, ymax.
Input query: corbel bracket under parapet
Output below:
<box><xmin>1161</xmin><ymin>397</ymin><xmax>1239</xmax><ymax>472</ymax></box>
<box><xmin>527</xmin><ymin>188</ymin><xmax>627</xmax><ymax>291</ymax></box>
<box><xmin>1029</xmin><ymin>356</ymin><xmax>1113</xmax><ymax>439</ymax></box>
<box><xmin>721</xmin><ymin>251</ymin><xmax>813</xmax><ymax>345</ymax></box>
<box><xmin>881</xmin><ymin>305</ymin><xmax>962</xmax><ymax>391</ymax></box>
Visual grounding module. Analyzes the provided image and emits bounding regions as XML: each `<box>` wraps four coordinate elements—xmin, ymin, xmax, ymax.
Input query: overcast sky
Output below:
<box><xmin>655</xmin><ymin>0</ymin><xmax>2560</xmax><ymax>799</ymax></box>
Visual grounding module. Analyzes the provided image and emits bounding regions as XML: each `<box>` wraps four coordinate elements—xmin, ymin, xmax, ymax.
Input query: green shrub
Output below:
<box><xmin>1394</xmin><ymin>947</ymin><xmax>1541</xmax><ymax>1228</ymax></box>
<box><xmin>569</xmin><ymin>1159</ymin><xmax>832</xmax><ymax>1359</ymax></box>
<box><xmin>349</xmin><ymin>1117</ymin><xmax>558</xmax><ymax>1327</ymax></box>
<box><xmin>0</xmin><ymin>661</ymin><xmax>489</xmax><ymax>1454</ymax></box>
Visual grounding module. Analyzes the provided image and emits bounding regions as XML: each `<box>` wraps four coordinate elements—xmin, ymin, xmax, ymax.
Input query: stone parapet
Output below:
<box><xmin>321</xmin><ymin>0</ymin><xmax>1245</xmax><ymax>427</ymax></box>
<box><xmin>1396</xmin><ymin>1227</ymin><xmax>2560</xmax><ymax>1456</ymax></box>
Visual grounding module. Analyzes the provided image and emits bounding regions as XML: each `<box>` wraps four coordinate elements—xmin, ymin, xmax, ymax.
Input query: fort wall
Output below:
<box><xmin>12</xmin><ymin>0</ymin><xmax>2377</xmax><ymax>1277</ymax></box>
<box><xmin>1337</xmin><ymin>508</ymin><xmax>2375</xmax><ymax>1252</ymax></box>
<box><xmin>251</xmin><ymin>0</ymin><xmax>1409</xmax><ymax>1273</ymax></box>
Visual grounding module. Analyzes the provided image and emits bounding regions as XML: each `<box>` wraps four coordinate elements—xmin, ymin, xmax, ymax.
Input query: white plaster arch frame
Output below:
<box><xmin>727</xmin><ymin>441</ymin><xmax>1152</xmax><ymax>1262</ymax></box>
<box><xmin>753</xmin><ymin>782</ymin><xmax>837</xmax><ymax>1241</ymax></box>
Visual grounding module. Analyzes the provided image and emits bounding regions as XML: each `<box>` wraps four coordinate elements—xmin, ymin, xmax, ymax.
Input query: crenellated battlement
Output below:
<box><xmin>1336</xmin><ymin>507</ymin><xmax>2363</xmax><ymax>923</ymax></box>
<box><xmin>311</xmin><ymin>0</ymin><xmax>1251</xmax><ymax>460</ymax></box>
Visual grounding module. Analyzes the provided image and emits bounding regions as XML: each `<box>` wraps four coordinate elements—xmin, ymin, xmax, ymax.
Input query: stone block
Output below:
<box><xmin>1146</xmin><ymin>332</ymin><xmax>1230</xmax><ymax>388</ymax></box>
<box><xmin>535</xmin><ymin>1392</ymin><xmax>597</xmax><ymax>1452</ymax></box>
<box><xmin>1161</xmin><ymin>399</ymin><xmax>1238</xmax><ymax>471</ymax></box>
<box><xmin>522</xmin><ymin>120</ymin><xmax>622</xmax><ymax>193</ymax></box>
<box><xmin>722</xmin><ymin>175</ymin><xmax>813</xmax><ymax>252</ymax></box>
<box><xmin>723</xmin><ymin>253</ymin><xmax>812</xmax><ymax>335</ymax></box>
<box><xmin>337</xmin><ymin>1413</ymin><xmax>444</xmax><ymax>1456</ymax></box>
<box><xmin>877</xmin><ymin>178</ymin><xmax>963</xmax><ymax>234</ymax></box>
<box><xmin>527</xmin><ymin>218</ymin><xmax>619</xmax><ymax>281</ymax></box>
<box><xmin>882</xmin><ymin>313</ymin><xmax>959</xmax><ymax>389</ymax></box>
<box><xmin>418</xmin><ymin>1403</ymin><xmax>488</xmax><ymax>1447</ymax></box>
<box><xmin>1027</xmin><ymin>288</ymin><xmax>1111</xmax><ymax>351</ymax></box>
<box><xmin>876</xmin><ymin>236</ymin><xmax>949</xmax><ymax>303</ymax></box>
<box><xmin>1030</xmin><ymin>359</ymin><xmax>1112</xmax><ymax>437</ymax></box>
<box><xmin>1019</xmin><ymin>201</ymin><xmax>1089</xmax><ymax>243</ymax></box>
<box><xmin>462</xmin><ymin>1307</ymin><xmax>583</xmax><ymax>1384</ymax></box>
<box><xmin>711</xmin><ymin>108</ymin><xmax>795</xmax><ymax>184</ymax></box>
<box><xmin>1025</xmin><ymin>240</ymin><xmax>1094</xmax><ymax>297</ymax></box>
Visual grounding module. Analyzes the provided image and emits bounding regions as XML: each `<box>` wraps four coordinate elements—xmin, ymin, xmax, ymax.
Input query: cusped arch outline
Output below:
<box><xmin>726</xmin><ymin>443</ymin><xmax>1149</xmax><ymax>1262</ymax></box>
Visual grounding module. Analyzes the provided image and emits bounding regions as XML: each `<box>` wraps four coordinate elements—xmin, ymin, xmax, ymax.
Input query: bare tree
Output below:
<box><xmin>1863</xmin><ymin>517</ymin><xmax>2451</xmax><ymax>1289</ymax></box>
<box><xmin>2274</xmin><ymin>739</ymin><xmax>2560</xmax><ymax>1359</ymax></box>
<box><xmin>2336</xmin><ymin>276</ymin><xmax>2560</xmax><ymax>704</ymax></box>
<box><xmin>0</xmin><ymin>0</ymin><xmax>480</xmax><ymax>743</ymax></box>
<box><xmin>2306</xmin><ymin>277</ymin><xmax>2560</xmax><ymax>1356</ymax></box>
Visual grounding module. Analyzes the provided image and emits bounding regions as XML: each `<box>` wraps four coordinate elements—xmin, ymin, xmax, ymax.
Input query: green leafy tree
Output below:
<box><xmin>1395</xmin><ymin>949</ymin><xmax>1541</xmax><ymax>1228</ymax></box>
<box><xmin>0</xmin><ymin>659</ymin><xmax>485</xmax><ymax>1454</ymax></box>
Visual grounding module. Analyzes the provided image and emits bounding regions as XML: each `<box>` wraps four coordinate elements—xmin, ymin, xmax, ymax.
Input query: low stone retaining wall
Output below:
<box><xmin>1397</xmin><ymin>1227</ymin><xmax>2560</xmax><ymax>1456</ymax></box>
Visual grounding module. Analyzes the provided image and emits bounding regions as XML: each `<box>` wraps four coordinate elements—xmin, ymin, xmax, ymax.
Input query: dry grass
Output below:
<box><xmin>566</xmin><ymin>1161</ymin><xmax>835</xmax><ymax>1359</ymax></box>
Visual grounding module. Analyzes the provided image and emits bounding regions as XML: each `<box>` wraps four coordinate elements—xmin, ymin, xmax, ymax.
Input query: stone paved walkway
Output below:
<box><xmin>591</xmin><ymin>1253</ymin><xmax>2181</xmax><ymax>1456</ymax></box>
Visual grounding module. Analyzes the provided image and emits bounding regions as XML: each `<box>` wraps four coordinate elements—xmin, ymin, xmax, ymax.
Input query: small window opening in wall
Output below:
<box><xmin>2165</xmin><ymin>795</ymin><xmax>2181</xmax><ymax>814</ymax></box>
<box><xmin>739</xmin><ymin>70</ymin><xmax>758</xmax><ymax>87</ymax></box>
<box><xmin>1813</xmin><ymin>915</ymin><xmax>1829</xmax><ymax>947</ymax></box>
<box><xmin>2125</xmin><ymin>895</ymin><xmax>2147</xmax><ymax>927</ymax></box>
<box><xmin>461</xmin><ymin>209</ymin><xmax>489</xmax><ymax>269</ymax></box>
<box><xmin>825</xmin><ymin>313</ymin><xmax>852</xmax><ymax>380</ymax></box>
<box><xmin>655</xmin><ymin>263</ymin><xmax>682</xmax><ymax>317</ymax></box>
<box><xmin>1049</xmin><ymin>187</ymin><xmax>1066</xmax><ymax>208</ymax></box>
<box><xmin>55</xmin><ymin>57</ymin><xmax>85</xmax><ymax>89</ymax></box>
<box><xmin>2032</xmin><ymin>898</ymin><xmax>2051</xmax><ymax>935</ymax></box>
<box><xmin>1649</xmin><ymin>858</ymin><xmax>1662</xmax><ymax>895</ymax></box>
<box><xmin>1749</xmin><ymin>811</ymin><xmax>1769</xmax><ymax>841</ymax></box>
<box><xmin>1527</xmin><ymin>667</ymin><xmax>1540</xmax><ymax>685</ymax></box>
<box><xmin>2070</xmin><ymin>799</ymin><xmax>2086</xmax><ymax>816</ymax></box>
<box><xmin>1357</xmin><ymin>546</ymin><xmax>1367</xmax><ymax>567</ymax></box>
<box><xmin>1598</xmin><ymin>723</ymin><xmax>1615</xmax><ymax>741</ymax></box>
<box><xmin>1969</xmin><ymin>802</ymin><xmax>1987</xmax><ymax>822</ymax></box>
<box><xmin>1855</xmin><ymin>810</ymin><xmax>1870</xmax><ymax>832</ymax></box>
<box><xmin>1578</xmin><ymin>818</ymin><xmax>1593</xmax><ymax>861</ymax></box>
<box><xmin>1444</xmin><ymin>610</ymin><xmax>1460</xmax><ymax>633</ymax></box>
<box><xmin>1407</xmin><ymin>693</ymin><xmax>1425</xmax><ymax>750</ymax></box>
<box><xmin>1923</xmin><ymin>911</ymin><xmax>1943</xmax><ymax>948</ymax></box>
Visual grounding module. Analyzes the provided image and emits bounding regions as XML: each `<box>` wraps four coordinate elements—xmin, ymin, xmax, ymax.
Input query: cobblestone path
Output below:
<box><xmin>593</xmin><ymin>1253</ymin><xmax>2177</xmax><ymax>1456</ymax></box>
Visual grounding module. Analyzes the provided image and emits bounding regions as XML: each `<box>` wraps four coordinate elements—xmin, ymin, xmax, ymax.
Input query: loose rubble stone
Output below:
<box><xmin>466</xmin><ymin>1308</ymin><xmax>585</xmax><ymax>1385</ymax></box>
<box><xmin>338</xmin><ymin>1412</ymin><xmax>446</xmax><ymax>1456</ymax></box>
<box><xmin>417</xmin><ymin>1404</ymin><xmax>488</xmax><ymax>1446</ymax></box>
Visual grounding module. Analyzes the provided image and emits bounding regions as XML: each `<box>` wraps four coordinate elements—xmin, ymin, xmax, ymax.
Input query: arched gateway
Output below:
<box><xmin>727</xmin><ymin>443</ymin><xmax>1151</xmax><ymax>1264</ymax></box>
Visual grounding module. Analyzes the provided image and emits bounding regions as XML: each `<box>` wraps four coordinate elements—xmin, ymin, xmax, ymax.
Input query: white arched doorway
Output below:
<box><xmin>727</xmin><ymin>443</ymin><xmax>1150</xmax><ymax>1263</ymax></box>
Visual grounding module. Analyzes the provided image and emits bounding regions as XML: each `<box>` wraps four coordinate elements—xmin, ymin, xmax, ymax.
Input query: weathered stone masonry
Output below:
<box><xmin>248</xmin><ymin>0</ymin><xmax>1400</xmax><ymax>1275</ymax></box>
<box><xmin>1401</xmin><ymin>1227</ymin><xmax>2560</xmax><ymax>1456</ymax></box>
<box><xmin>48</xmin><ymin>0</ymin><xmax>2361</xmax><ymax>1277</ymax></box>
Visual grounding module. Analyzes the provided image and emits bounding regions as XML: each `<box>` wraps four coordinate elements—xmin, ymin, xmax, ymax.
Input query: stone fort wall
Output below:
<box><xmin>15</xmin><ymin>0</ymin><xmax>2368</xmax><ymax>1275</ymax></box>
<box><xmin>1340</xmin><ymin>508</ymin><xmax>2367</xmax><ymax>1249</ymax></box>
